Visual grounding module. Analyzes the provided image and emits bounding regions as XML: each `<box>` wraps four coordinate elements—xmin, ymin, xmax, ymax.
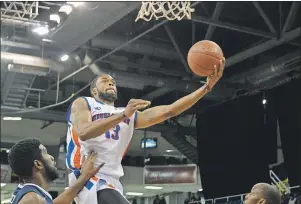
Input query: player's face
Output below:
<box><xmin>39</xmin><ymin>144</ymin><xmax>59</xmax><ymax>181</ymax></box>
<box><xmin>244</xmin><ymin>184</ymin><xmax>266</xmax><ymax>204</ymax></box>
<box><xmin>95</xmin><ymin>74</ymin><xmax>118</xmax><ymax>102</ymax></box>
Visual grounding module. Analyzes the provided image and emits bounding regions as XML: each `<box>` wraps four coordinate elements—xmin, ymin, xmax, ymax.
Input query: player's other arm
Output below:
<box><xmin>71</xmin><ymin>97</ymin><xmax>126</xmax><ymax>141</ymax></box>
<box><xmin>135</xmin><ymin>59</ymin><xmax>225</xmax><ymax>129</ymax></box>
<box><xmin>71</xmin><ymin>98</ymin><xmax>151</xmax><ymax>141</ymax></box>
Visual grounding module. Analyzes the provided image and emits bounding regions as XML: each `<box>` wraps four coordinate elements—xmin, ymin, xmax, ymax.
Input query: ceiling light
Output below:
<box><xmin>50</xmin><ymin>14</ymin><xmax>61</xmax><ymax>24</ymax></box>
<box><xmin>198</xmin><ymin>188</ymin><xmax>203</xmax><ymax>191</ymax></box>
<box><xmin>144</xmin><ymin>186</ymin><xmax>163</xmax><ymax>190</ymax></box>
<box><xmin>126</xmin><ymin>192</ymin><xmax>143</xmax><ymax>196</ymax></box>
<box><xmin>59</xmin><ymin>4</ymin><xmax>73</xmax><ymax>15</ymax></box>
<box><xmin>67</xmin><ymin>2</ymin><xmax>83</xmax><ymax>7</ymax></box>
<box><xmin>262</xmin><ymin>99</ymin><xmax>267</xmax><ymax>105</ymax></box>
<box><xmin>32</xmin><ymin>27</ymin><xmax>49</xmax><ymax>35</ymax></box>
<box><xmin>60</xmin><ymin>54</ymin><xmax>69</xmax><ymax>61</ymax></box>
<box><xmin>166</xmin><ymin>150</ymin><xmax>175</xmax><ymax>152</ymax></box>
<box><xmin>3</xmin><ymin>117</ymin><xmax>22</xmax><ymax>121</ymax></box>
<box><xmin>42</xmin><ymin>38</ymin><xmax>53</xmax><ymax>42</ymax></box>
<box><xmin>1</xmin><ymin>183</ymin><xmax>6</xmax><ymax>187</ymax></box>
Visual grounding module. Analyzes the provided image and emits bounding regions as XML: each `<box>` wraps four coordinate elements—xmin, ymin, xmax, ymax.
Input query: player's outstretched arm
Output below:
<box><xmin>135</xmin><ymin>58</ymin><xmax>225</xmax><ymax>129</ymax></box>
<box><xmin>53</xmin><ymin>151</ymin><xmax>103</xmax><ymax>204</ymax></box>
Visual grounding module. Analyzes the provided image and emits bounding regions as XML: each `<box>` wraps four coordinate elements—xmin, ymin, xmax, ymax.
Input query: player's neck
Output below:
<box><xmin>95</xmin><ymin>97</ymin><xmax>114</xmax><ymax>106</ymax></box>
<box><xmin>26</xmin><ymin>174</ymin><xmax>49</xmax><ymax>190</ymax></box>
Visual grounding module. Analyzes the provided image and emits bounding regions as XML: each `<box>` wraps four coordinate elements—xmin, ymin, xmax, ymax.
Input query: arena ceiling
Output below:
<box><xmin>1</xmin><ymin>1</ymin><xmax>301</xmax><ymax>163</ymax></box>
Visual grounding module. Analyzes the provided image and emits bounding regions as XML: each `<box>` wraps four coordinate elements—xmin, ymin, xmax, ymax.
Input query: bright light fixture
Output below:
<box><xmin>60</xmin><ymin>54</ymin><xmax>69</xmax><ymax>61</ymax></box>
<box><xmin>166</xmin><ymin>150</ymin><xmax>175</xmax><ymax>152</ymax></box>
<box><xmin>144</xmin><ymin>186</ymin><xmax>163</xmax><ymax>190</ymax></box>
<box><xmin>262</xmin><ymin>99</ymin><xmax>267</xmax><ymax>105</ymax></box>
<box><xmin>126</xmin><ymin>192</ymin><xmax>143</xmax><ymax>196</ymax></box>
<box><xmin>32</xmin><ymin>27</ymin><xmax>49</xmax><ymax>35</ymax></box>
<box><xmin>42</xmin><ymin>38</ymin><xmax>53</xmax><ymax>42</ymax></box>
<box><xmin>67</xmin><ymin>2</ymin><xmax>83</xmax><ymax>7</ymax></box>
<box><xmin>198</xmin><ymin>188</ymin><xmax>203</xmax><ymax>191</ymax></box>
<box><xmin>59</xmin><ymin>4</ymin><xmax>73</xmax><ymax>15</ymax></box>
<box><xmin>3</xmin><ymin>117</ymin><xmax>22</xmax><ymax>121</ymax></box>
<box><xmin>1</xmin><ymin>183</ymin><xmax>6</xmax><ymax>187</ymax></box>
<box><xmin>50</xmin><ymin>14</ymin><xmax>61</xmax><ymax>24</ymax></box>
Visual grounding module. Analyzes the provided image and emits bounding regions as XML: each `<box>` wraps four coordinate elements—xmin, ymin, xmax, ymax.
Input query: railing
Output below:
<box><xmin>188</xmin><ymin>185</ymin><xmax>300</xmax><ymax>204</ymax></box>
<box><xmin>270</xmin><ymin>170</ymin><xmax>290</xmax><ymax>194</ymax></box>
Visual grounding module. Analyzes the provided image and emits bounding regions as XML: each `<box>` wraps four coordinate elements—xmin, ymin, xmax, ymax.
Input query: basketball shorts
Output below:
<box><xmin>68</xmin><ymin>171</ymin><xmax>126</xmax><ymax>204</ymax></box>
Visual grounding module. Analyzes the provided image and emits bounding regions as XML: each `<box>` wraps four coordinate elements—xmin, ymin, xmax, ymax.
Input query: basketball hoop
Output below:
<box><xmin>135</xmin><ymin>1</ymin><xmax>195</xmax><ymax>22</ymax></box>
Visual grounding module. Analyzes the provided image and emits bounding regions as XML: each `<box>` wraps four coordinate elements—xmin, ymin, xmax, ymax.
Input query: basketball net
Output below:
<box><xmin>135</xmin><ymin>1</ymin><xmax>195</xmax><ymax>22</ymax></box>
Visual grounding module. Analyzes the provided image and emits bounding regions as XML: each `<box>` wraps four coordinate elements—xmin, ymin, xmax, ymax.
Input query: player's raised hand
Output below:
<box><xmin>124</xmin><ymin>99</ymin><xmax>151</xmax><ymax>117</ymax></box>
<box><xmin>80</xmin><ymin>151</ymin><xmax>104</xmax><ymax>179</ymax></box>
<box><xmin>206</xmin><ymin>57</ymin><xmax>225</xmax><ymax>89</ymax></box>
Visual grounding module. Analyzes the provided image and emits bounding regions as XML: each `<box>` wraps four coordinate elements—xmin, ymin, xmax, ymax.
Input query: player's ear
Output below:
<box><xmin>92</xmin><ymin>87</ymin><xmax>98</xmax><ymax>97</ymax></box>
<box><xmin>258</xmin><ymin>198</ymin><xmax>266</xmax><ymax>204</ymax></box>
<box><xmin>33</xmin><ymin>160</ymin><xmax>43</xmax><ymax>170</ymax></box>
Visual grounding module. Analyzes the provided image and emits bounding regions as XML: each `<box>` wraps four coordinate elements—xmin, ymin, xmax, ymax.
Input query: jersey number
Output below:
<box><xmin>105</xmin><ymin>125</ymin><xmax>120</xmax><ymax>140</ymax></box>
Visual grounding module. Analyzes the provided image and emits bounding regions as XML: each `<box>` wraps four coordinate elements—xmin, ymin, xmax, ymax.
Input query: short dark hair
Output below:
<box><xmin>261</xmin><ymin>183</ymin><xmax>281</xmax><ymax>204</ymax></box>
<box><xmin>90</xmin><ymin>76</ymin><xmax>99</xmax><ymax>96</ymax></box>
<box><xmin>8</xmin><ymin>139</ymin><xmax>42</xmax><ymax>180</ymax></box>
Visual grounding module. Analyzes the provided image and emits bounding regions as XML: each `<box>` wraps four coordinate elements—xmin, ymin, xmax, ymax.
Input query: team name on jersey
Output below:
<box><xmin>92</xmin><ymin>113</ymin><xmax>130</xmax><ymax>125</ymax></box>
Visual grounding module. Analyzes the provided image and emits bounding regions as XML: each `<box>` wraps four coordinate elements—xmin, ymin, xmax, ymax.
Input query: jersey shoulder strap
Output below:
<box><xmin>66</xmin><ymin>96</ymin><xmax>94</xmax><ymax>123</ymax></box>
<box><xmin>11</xmin><ymin>185</ymin><xmax>52</xmax><ymax>204</ymax></box>
<box><xmin>81</xmin><ymin>96</ymin><xmax>94</xmax><ymax>110</ymax></box>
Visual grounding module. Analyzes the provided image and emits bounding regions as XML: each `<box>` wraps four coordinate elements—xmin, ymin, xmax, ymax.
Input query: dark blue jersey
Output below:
<box><xmin>10</xmin><ymin>183</ymin><xmax>53</xmax><ymax>204</ymax></box>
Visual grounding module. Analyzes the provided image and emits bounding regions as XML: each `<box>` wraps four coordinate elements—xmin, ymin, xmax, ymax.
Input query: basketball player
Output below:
<box><xmin>66</xmin><ymin>59</ymin><xmax>225</xmax><ymax>204</ymax></box>
<box><xmin>244</xmin><ymin>183</ymin><xmax>281</xmax><ymax>204</ymax></box>
<box><xmin>8</xmin><ymin>139</ymin><xmax>103</xmax><ymax>204</ymax></box>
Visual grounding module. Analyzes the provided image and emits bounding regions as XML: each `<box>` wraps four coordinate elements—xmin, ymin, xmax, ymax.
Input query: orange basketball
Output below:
<box><xmin>187</xmin><ymin>40</ymin><xmax>224</xmax><ymax>77</ymax></box>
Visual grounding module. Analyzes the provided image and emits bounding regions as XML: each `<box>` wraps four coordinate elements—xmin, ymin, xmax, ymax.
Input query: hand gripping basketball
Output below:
<box><xmin>124</xmin><ymin>99</ymin><xmax>151</xmax><ymax>118</ymax></box>
<box><xmin>206</xmin><ymin>57</ymin><xmax>225</xmax><ymax>90</ymax></box>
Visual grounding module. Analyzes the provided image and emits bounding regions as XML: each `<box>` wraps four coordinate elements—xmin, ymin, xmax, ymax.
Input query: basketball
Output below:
<box><xmin>187</xmin><ymin>40</ymin><xmax>224</xmax><ymax>77</ymax></box>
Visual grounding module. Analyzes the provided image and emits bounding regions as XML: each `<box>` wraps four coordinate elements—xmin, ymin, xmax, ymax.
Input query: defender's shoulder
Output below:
<box><xmin>19</xmin><ymin>192</ymin><xmax>46</xmax><ymax>204</ymax></box>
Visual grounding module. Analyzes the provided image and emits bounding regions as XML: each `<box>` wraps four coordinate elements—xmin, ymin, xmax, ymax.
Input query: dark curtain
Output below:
<box><xmin>268</xmin><ymin>79</ymin><xmax>301</xmax><ymax>190</ymax></box>
<box><xmin>197</xmin><ymin>93</ymin><xmax>277</xmax><ymax>198</ymax></box>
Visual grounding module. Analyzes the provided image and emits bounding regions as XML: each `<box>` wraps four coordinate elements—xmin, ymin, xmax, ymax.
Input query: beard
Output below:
<box><xmin>99</xmin><ymin>91</ymin><xmax>117</xmax><ymax>103</ymax></box>
<box><xmin>41</xmin><ymin>159</ymin><xmax>59</xmax><ymax>182</ymax></box>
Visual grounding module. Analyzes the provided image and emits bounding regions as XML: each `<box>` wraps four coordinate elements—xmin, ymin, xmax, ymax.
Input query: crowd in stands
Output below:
<box><xmin>153</xmin><ymin>195</ymin><xmax>167</xmax><ymax>204</ymax></box>
<box><xmin>282</xmin><ymin>192</ymin><xmax>300</xmax><ymax>204</ymax></box>
<box><xmin>185</xmin><ymin>192</ymin><xmax>205</xmax><ymax>204</ymax></box>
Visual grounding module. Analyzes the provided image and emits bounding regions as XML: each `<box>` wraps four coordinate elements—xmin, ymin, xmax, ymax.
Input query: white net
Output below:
<box><xmin>135</xmin><ymin>1</ymin><xmax>195</xmax><ymax>22</ymax></box>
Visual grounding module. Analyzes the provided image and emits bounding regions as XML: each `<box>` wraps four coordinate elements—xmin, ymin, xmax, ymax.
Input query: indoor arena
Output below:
<box><xmin>1</xmin><ymin>1</ymin><xmax>300</xmax><ymax>204</ymax></box>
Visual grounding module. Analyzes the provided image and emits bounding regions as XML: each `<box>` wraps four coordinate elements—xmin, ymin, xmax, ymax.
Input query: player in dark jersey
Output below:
<box><xmin>8</xmin><ymin>138</ymin><xmax>103</xmax><ymax>204</ymax></box>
